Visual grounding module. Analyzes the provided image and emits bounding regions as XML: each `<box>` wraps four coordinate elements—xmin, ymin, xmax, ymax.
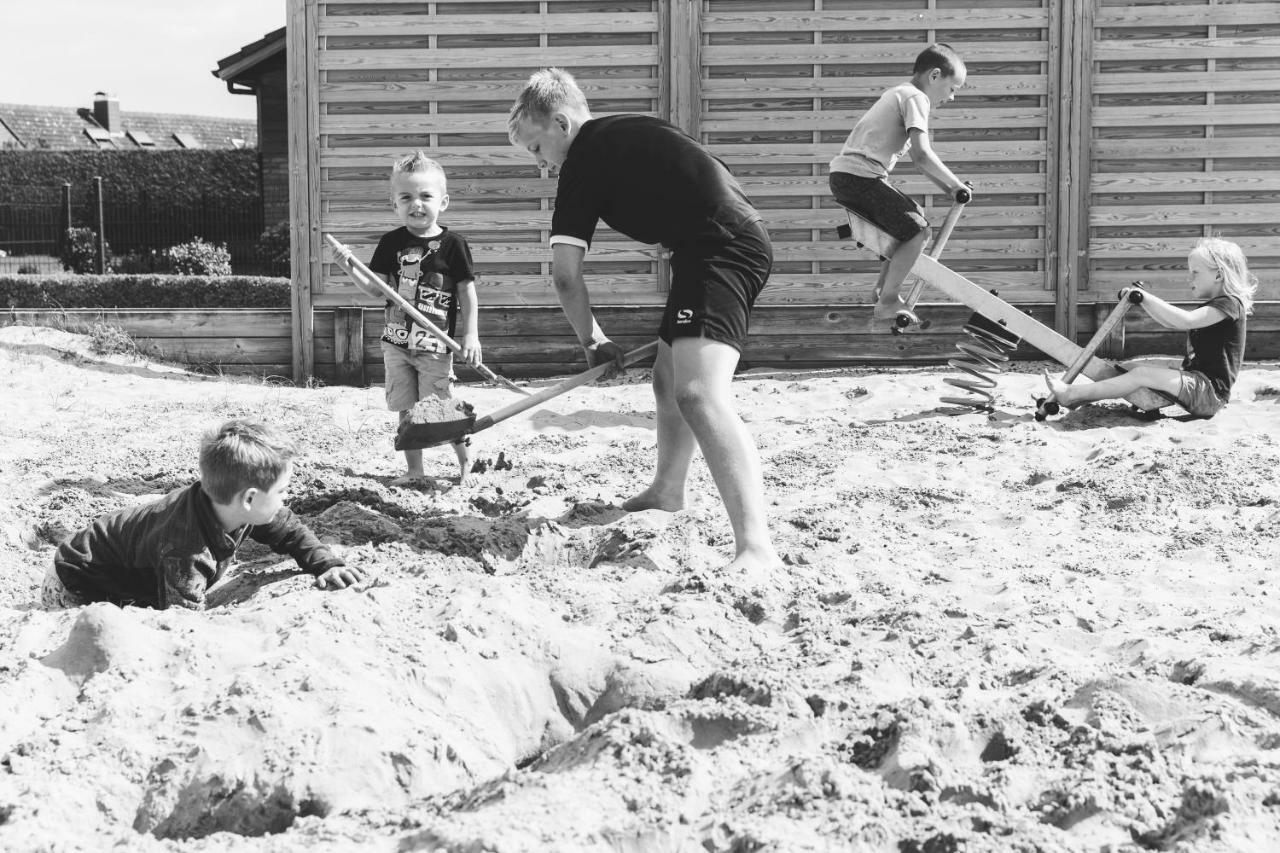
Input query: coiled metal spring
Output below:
<box><xmin>940</xmin><ymin>312</ymin><xmax>1021</xmax><ymax>413</ymax></box>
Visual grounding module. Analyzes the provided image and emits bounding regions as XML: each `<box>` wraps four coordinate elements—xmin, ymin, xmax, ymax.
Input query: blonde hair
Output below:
<box><xmin>391</xmin><ymin>151</ymin><xmax>447</xmax><ymax>189</ymax></box>
<box><xmin>199</xmin><ymin>420</ymin><xmax>296</xmax><ymax>504</ymax></box>
<box><xmin>507</xmin><ymin>67</ymin><xmax>591</xmax><ymax>142</ymax></box>
<box><xmin>1191</xmin><ymin>237</ymin><xmax>1257</xmax><ymax>315</ymax></box>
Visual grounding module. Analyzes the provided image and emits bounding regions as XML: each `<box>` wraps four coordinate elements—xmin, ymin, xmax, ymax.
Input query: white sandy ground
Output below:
<box><xmin>2</xmin><ymin>324</ymin><xmax>1280</xmax><ymax>852</ymax></box>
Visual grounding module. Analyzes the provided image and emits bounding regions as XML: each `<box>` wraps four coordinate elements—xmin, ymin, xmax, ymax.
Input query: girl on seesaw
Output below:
<box><xmin>1044</xmin><ymin>237</ymin><xmax>1256</xmax><ymax>419</ymax></box>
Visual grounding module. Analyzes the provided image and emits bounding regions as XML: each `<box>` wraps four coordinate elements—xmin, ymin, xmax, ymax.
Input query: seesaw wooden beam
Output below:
<box><xmin>840</xmin><ymin>210</ymin><xmax>1169</xmax><ymax>412</ymax></box>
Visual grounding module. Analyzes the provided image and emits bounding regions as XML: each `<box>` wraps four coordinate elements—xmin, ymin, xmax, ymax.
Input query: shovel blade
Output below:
<box><xmin>395</xmin><ymin>414</ymin><xmax>477</xmax><ymax>450</ymax></box>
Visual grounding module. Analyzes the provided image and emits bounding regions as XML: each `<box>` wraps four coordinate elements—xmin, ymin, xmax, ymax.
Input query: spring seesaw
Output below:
<box><xmin>835</xmin><ymin>194</ymin><xmax>1169</xmax><ymax>418</ymax></box>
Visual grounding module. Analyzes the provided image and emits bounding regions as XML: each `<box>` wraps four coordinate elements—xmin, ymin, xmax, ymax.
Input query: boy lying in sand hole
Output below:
<box><xmin>41</xmin><ymin>420</ymin><xmax>366</xmax><ymax>611</ymax></box>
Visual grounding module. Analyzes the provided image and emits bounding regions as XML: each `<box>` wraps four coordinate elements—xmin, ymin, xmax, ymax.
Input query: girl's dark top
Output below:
<box><xmin>53</xmin><ymin>483</ymin><xmax>344</xmax><ymax>611</ymax></box>
<box><xmin>1183</xmin><ymin>293</ymin><xmax>1246</xmax><ymax>402</ymax></box>
<box><xmin>369</xmin><ymin>227</ymin><xmax>476</xmax><ymax>354</ymax></box>
<box><xmin>550</xmin><ymin>115</ymin><xmax>761</xmax><ymax>251</ymax></box>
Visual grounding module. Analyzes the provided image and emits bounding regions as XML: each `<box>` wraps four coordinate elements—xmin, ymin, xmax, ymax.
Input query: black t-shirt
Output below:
<box><xmin>1182</xmin><ymin>294</ymin><xmax>1246</xmax><ymax>401</ymax></box>
<box><xmin>369</xmin><ymin>227</ymin><xmax>475</xmax><ymax>353</ymax></box>
<box><xmin>550</xmin><ymin>115</ymin><xmax>761</xmax><ymax>251</ymax></box>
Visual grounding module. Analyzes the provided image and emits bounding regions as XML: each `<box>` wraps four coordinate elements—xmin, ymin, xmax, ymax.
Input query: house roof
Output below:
<box><xmin>213</xmin><ymin>28</ymin><xmax>287</xmax><ymax>85</ymax></box>
<box><xmin>0</xmin><ymin>102</ymin><xmax>257</xmax><ymax>151</ymax></box>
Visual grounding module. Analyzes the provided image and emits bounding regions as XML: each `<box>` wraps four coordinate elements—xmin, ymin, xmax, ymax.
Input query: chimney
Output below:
<box><xmin>93</xmin><ymin>92</ymin><xmax>120</xmax><ymax>132</ymax></box>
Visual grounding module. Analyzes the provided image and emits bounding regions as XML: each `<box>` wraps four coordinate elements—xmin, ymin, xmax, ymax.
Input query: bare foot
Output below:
<box><xmin>724</xmin><ymin>545</ymin><xmax>783</xmax><ymax>582</ymax></box>
<box><xmin>391</xmin><ymin>472</ymin><xmax>426</xmax><ymax>487</ymax></box>
<box><xmin>872</xmin><ymin>295</ymin><xmax>909</xmax><ymax>321</ymax></box>
<box><xmin>1041</xmin><ymin>370</ymin><xmax>1073</xmax><ymax>407</ymax></box>
<box><xmin>621</xmin><ymin>486</ymin><xmax>685</xmax><ymax>513</ymax></box>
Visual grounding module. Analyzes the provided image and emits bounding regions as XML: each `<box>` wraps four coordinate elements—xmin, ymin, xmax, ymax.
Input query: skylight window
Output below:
<box><xmin>127</xmin><ymin>129</ymin><xmax>156</xmax><ymax>147</ymax></box>
<box><xmin>173</xmin><ymin>132</ymin><xmax>202</xmax><ymax>149</ymax></box>
<box><xmin>84</xmin><ymin>127</ymin><xmax>116</xmax><ymax>149</ymax></box>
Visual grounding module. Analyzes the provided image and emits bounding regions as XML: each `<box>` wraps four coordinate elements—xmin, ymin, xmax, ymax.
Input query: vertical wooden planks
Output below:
<box><xmin>287</xmin><ymin>0</ymin><xmax>317</xmax><ymax>381</ymax></box>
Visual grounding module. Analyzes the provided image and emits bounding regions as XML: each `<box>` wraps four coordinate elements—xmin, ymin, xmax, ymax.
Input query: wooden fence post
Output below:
<box><xmin>287</xmin><ymin>0</ymin><xmax>319</xmax><ymax>385</ymax></box>
<box><xmin>1056</xmin><ymin>0</ymin><xmax>1095</xmax><ymax>342</ymax></box>
<box><xmin>332</xmin><ymin>307</ymin><xmax>366</xmax><ymax>386</ymax></box>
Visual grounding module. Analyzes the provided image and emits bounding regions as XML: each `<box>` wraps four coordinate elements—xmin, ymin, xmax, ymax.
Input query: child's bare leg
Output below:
<box><xmin>1044</xmin><ymin>363</ymin><xmax>1183</xmax><ymax>408</ymax></box>
<box><xmin>623</xmin><ymin>342</ymin><xmax>695</xmax><ymax>512</ymax></box>
<box><xmin>663</xmin><ymin>338</ymin><xmax>778</xmax><ymax>574</ymax></box>
<box><xmin>452</xmin><ymin>438</ymin><xmax>473</xmax><ymax>485</ymax></box>
<box><xmin>391</xmin><ymin>410</ymin><xmax>427</xmax><ymax>484</ymax></box>
<box><xmin>872</xmin><ymin>230</ymin><xmax>928</xmax><ymax>320</ymax></box>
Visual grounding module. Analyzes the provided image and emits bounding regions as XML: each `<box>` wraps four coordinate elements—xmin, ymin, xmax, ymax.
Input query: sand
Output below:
<box><xmin>2</xmin><ymin>324</ymin><xmax>1280</xmax><ymax>852</ymax></box>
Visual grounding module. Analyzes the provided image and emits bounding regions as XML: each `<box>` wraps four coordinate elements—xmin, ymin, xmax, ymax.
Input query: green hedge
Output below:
<box><xmin>0</xmin><ymin>150</ymin><xmax>260</xmax><ymax>203</ymax></box>
<box><xmin>0</xmin><ymin>274</ymin><xmax>289</xmax><ymax>309</ymax></box>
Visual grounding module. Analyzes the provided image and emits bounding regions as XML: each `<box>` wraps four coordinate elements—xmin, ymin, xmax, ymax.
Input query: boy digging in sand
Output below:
<box><xmin>42</xmin><ymin>420</ymin><xmax>365</xmax><ymax>611</ymax></box>
<box><xmin>352</xmin><ymin>151</ymin><xmax>483</xmax><ymax>485</ymax></box>
<box><xmin>508</xmin><ymin>68</ymin><xmax>780</xmax><ymax>576</ymax></box>
<box><xmin>829</xmin><ymin>43</ymin><xmax>970</xmax><ymax>325</ymax></box>
<box><xmin>1043</xmin><ymin>237</ymin><xmax>1255</xmax><ymax>419</ymax></box>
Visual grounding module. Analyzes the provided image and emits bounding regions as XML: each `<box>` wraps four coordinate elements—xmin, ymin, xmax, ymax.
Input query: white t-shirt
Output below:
<box><xmin>829</xmin><ymin>82</ymin><xmax>932</xmax><ymax>179</ymax></box>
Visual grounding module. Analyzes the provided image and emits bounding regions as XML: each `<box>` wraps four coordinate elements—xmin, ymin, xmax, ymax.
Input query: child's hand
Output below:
<box><xmin>315</xmin><ymin>565</ymin><xmax>368</xmax><ymax>590</ymax></box>
<box><xmin>585</xmin><ymin>339</ymin><xmax>624</xmax><ymax>375</ymax></box>
<box><xmin>460</xmin><ymin>335</ymin><xmax>483</xmax><ymax>367</ymax></box>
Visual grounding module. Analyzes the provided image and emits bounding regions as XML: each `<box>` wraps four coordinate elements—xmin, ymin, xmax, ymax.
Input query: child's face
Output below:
<box><xmin>391</xmin><ymin>170</ymin><xmax>449</xmax><ymax>236</ymax></box>
<box><xmin>512</xmin><ymin>114</ymin><xmax>575</xmax><ymax>174</ymax></box>
<box><xmin>920</xmin><ymin>67</ymin><xmax>965</xmax><ymax>109</ymax></box>
<box><xmin>243</xmin><ymin>463</ymin><xmax>292</xmax><ymax>526</ymax></box>
<box><xmin>1187</xmin><ymin>253</ymin><xmax>1223</xmax><ymax>300</ymax></box>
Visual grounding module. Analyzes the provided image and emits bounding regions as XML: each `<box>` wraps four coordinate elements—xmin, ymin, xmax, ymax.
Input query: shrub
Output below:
<box><xmin>0</xmin><ymin>274</ymin><xmax>290</xmax><ymax>309</ymax></box>
<box><xmin>256</xmin><ymin>220</ymin><xmax>291</xmax><ymax>269</ymax></box>
<box><xmin>166</xmin><ymin>238</ymin><xmax>232</xmax><ymax>276</ymax></box>
<box><xmin>87</xmin><ymin>323</ymin><xmax>145</xmax><ymax>357</ymax></box>
<box><xmin>61</xmin><ymin>227</ymin><xmax>111</xmax><ymax>274</ymax></box>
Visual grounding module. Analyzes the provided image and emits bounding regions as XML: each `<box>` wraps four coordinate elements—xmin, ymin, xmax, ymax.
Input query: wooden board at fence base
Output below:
<box><xmin>909</xmin><ymin>255</ymin><xmax>1170</xmax><ymax>412</ymax></box>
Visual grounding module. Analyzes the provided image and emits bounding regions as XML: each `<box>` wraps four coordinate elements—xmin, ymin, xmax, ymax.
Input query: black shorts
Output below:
<box><xmin>659</xmin><ymin>219</ymin><xmax>772</xmax><ymax>353</ymax></box>
<box><xmin>829</xmin><ymin>171</ymin><xmax>928</xmax><ymax>243</ymax></box>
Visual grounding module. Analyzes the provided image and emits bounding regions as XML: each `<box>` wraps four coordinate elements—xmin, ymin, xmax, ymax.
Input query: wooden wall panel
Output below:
<box><xmin>314</xmin><ymin>0</ymin><xmax>666</xmax><ymax>310</ymax></box>
<box><xmin>1086</xmin><ymin>0</ymin><xmax>1280</xmax><ymax>301</ymax></box>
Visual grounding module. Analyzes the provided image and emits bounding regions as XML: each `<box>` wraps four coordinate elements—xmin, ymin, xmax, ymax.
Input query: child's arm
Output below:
<box><xmin>349</xmin><ymin>267</ymin><xmax>391</xmax><ymax>301</ymax></box>
<box><xmin>1137</xmin><ymin>291</ymin><xmax>1227</xmax><ymax>331</ymax></box>
<box><xmin>552</xmin><ymin>243</ymin><xmax>623</xmax><ymax>368</ymax></box>
<box><xmin>455</xmin><ymin>278</ymin><xmax>482</xmax><ymax>367</ymax></box>
<box><xmin>907</xmin><ymin>128</ymin><xmax>966</xmax><ymax>196</ymax></box>
<box><xmin>248</xmin><ymin>508</ymin><xmax>365</xmax><ymax>588</ymax></box>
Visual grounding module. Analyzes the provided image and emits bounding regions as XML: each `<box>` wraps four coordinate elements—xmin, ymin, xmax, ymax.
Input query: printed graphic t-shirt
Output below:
<box><xmin>1182</xmin><ymin>293</ymin><xmax>1247</xmax><ymax>402</ymax></box>
<box><xmin>369</xmin><ymin>227</ymin><xmax>476</xmax><ymax>354</ymax></box>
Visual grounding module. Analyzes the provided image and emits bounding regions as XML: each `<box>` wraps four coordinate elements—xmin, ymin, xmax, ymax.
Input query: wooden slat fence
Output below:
<box><xmin>1085</xmin><ymin>0</ymin><xmax>1280</xmax><ymax>305</ymax></box>
<box><xmin>287</xmin><ymin>0</ymin><xmax>1279</xmax><ymax>382</ymax></box>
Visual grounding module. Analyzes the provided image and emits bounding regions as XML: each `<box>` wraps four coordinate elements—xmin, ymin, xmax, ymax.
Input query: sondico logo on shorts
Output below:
<box><xmin>675</xmin><ymin>308</ymin><xmax>696</xmax><ymax>325</ymax></box>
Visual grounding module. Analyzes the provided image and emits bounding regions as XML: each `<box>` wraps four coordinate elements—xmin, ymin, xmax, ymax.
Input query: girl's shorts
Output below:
<box><xmin>829</xmin><ymin>171</ymin><xmax>928</xmax><ymax>243</ymax></box>
<box><xmin>1177</xmin><ymin>370</ymin><xmax>1225</xmax><ymax>418</ymax></box>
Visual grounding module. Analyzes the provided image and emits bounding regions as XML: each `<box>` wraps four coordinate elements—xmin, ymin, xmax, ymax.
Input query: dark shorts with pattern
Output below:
<box><xmin>41</xmin><ymin>566</ymin><xmax>91</xmax><ymax>610</ymax></box>
<box><xmin>659</xmin><ymin>218</ymin><xmax>772</xmax><ymax>353</ymax></box>
<box><xmin>1177</xmin><ymin>370</ymin><xmax>1226</xmax><ymax>418</ymax></box>
<box><xmin>829</xmin><ymin>171</ymin><xmax>928</xmax><ymax>243</ymax></box>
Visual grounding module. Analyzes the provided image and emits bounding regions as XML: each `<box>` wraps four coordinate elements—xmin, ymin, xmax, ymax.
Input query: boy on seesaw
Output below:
<box><xmin>829</xmin><ymin>43</ymin><xmax>971</xmax><ymax>325</ymax></box>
